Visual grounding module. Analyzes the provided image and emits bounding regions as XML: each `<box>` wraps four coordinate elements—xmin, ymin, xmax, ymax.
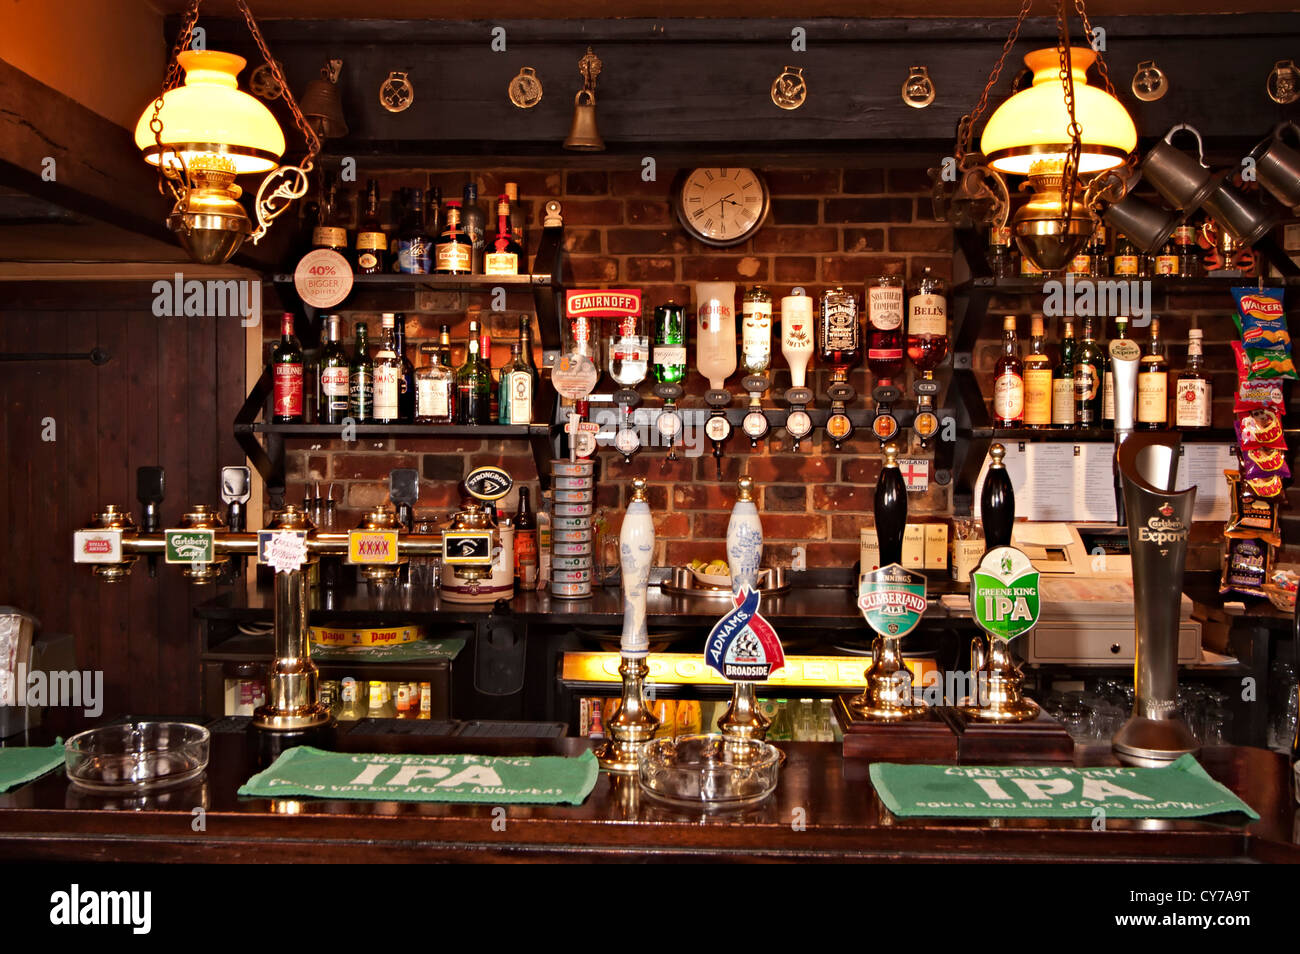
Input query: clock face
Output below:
<box><xmin>674</xmin><ymin>168</ymin><xmax>770</xmax><ymax>247</ymax></box>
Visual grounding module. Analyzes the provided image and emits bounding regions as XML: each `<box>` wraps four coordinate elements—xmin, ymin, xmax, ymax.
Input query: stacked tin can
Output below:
<box><xmin>550</xmin><ymin>458</ymin><xmax>596</xmax><ymax>599</ymax></box>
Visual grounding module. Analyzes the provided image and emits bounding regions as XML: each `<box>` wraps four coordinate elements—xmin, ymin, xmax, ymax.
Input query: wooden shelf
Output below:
<box><xmin>241</xmin><ymin>422</ymin><xmax>551</xmax><ymax>439</ymax></box>
<box><xmin>271</xmin><ymin>272</ymin><xmax>550</xmax><ymax>291</ymax></box>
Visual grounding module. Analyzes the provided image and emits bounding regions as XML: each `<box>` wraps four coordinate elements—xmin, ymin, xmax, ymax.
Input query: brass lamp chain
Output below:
<box><xmin>955</xmin><ymin>0</ymin><xmax>1034</xmax><ymax>163</ymax></box>
<box><xmin>149</xmin><ymin>0</ymin><xmax>203</xmax><ymax>199</ymax></box>
<box><xmin>1056</xmin><ymin>0</ymin><xmax>1085</xmax><ymax>237</ymax></box>
<box><xmin>234</xmin><ymin>0</ymin><xmax>320</xmax><ymax>168</ymax></box>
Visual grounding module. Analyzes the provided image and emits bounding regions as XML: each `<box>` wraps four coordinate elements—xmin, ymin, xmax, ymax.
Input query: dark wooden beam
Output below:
<box><xmin>0</xmin><ymin>58</ymin><xmax>290</xmax><ymax>272</ymax></box>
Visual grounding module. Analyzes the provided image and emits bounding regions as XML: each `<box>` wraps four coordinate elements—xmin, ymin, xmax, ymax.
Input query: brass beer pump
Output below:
<box><xmin>73</xmin><ymin>468</ymin><xmax>504</xmax><ymax>742</ymax></box>
<box><xmin>848</xmin><ymin>443</ymin><xmax>925</xmax><ymax>720</ymax></box>
<box><xmin>595</xmin><ymin>478</ymin><xmax>660</xmax><ymax>772</ymax></box>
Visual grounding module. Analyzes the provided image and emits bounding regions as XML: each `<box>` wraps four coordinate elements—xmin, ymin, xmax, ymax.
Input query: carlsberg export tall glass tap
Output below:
<box><xmin>1112</xmin><ymin>433</ymin><xmax>1199</xmax><ymax>767</ymax></box>
<box><xmin>710</xmin><ymin>476</ymin><xmax>783</xmax><ymax>748</ymax></box>
<box><xmin>595</xmin><ymin>478</ymin><xmax>659</xmax><ymax>772</ymax></box>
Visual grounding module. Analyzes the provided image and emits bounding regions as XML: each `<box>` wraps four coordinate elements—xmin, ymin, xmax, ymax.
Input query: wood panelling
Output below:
<box><xmin>0</xmin><ymin>306</ymin><xmax>245</xmax><ymax>716</ymax></box>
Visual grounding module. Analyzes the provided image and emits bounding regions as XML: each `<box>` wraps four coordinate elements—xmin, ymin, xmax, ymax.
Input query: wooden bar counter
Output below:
<box><xmin>0</xmin><ymin>729</ymin><xmax>1296</xmax><ymax>863</ymax></box>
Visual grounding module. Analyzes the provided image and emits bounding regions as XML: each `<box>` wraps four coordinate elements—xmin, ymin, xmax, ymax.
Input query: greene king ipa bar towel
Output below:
<box><xmin>869</xmin><ymin>755</ymin><xmax>1258</xmax><ymax>820</ymax></box>
<box><xmin>238</xmin><ymin>746</ymin><xmax>599</xmax><ymax>805</ymax></box>
<box><xmin>0</xmin><ymin>740</ymin><xmax>64</xmax><ymax>793</ymax></box>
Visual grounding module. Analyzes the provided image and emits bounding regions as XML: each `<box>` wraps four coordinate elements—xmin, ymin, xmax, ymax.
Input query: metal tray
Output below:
<box><xmin>659</xmin><ymin>566</ymin><xmax>789</xmax><ymax>599</ymax></box>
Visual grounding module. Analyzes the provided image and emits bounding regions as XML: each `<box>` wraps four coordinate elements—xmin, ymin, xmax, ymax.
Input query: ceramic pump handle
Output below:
<box><xmin>874</xmin><ymin>443</ymin><xmax>907</xmax><ymax>566</ymax></box>
<box><xmin>619</xmin><ymin>478</ymin><xmax>655</xmax><ymax>655</ymax></box>
<box><xmin>981</xmin><ymin>442</ymin><xmax>1015</xmax><ymax>549</ymax></box>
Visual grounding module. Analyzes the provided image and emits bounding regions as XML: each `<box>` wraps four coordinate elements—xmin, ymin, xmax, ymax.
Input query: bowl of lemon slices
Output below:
<box><xmin>687</xmin><ymin>559</ymin><xmax>732</xmax><ymax>589</ymax></box>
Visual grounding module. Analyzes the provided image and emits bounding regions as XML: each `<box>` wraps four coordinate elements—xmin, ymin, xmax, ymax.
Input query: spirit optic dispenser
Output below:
<box><xmin>740</xmin><ymin>286</ymin><xmax>773</xmax><ymax>447</ymax></box>
<box><xmin>866</xmin><ymin>275</ymin><xmax>906</xmax><ymax>444</ymax></box>
<box><xmin>819</xmin><ymin>287</ymin><xmax>861</xmax><ymax>449</ymax></box>
<box><xmin>652</xmin><ymin>301</ymin><xmax>687</xmax><ymax>460</ymax></box>
<box><xmin>605</xmin><ymin>312</ymin><xmax>650</xmax><ymax>462</ymax></box>
<box><xmin>696</xmin><ymin>282</ymin><xmax>737</xmax><ymax>477</ymax></box>
<box><xmin>780</xmin><ymin>294</ymin><xmax>815</xmax><ymax>449</ymax></box>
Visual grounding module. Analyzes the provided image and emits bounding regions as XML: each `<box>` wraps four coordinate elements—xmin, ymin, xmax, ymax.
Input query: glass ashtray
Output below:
<box><xmin>64</xmin><ymin>722</ymin><xmax>210</xmax><ymax>792</ymax></box>
<box><xmin>637</xmin><ymin>734</ymin><xmax>781</xmax><ymax>808</ymax></box>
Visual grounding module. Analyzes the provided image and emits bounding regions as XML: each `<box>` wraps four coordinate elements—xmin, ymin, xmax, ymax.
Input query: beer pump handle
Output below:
<box><xmin>874</xmin><ymin>443</ymin><xmax>907</xmax><ymax>566</ymax></box>
<box><xmin>137</xmin><ymin>466</ymin><xmax>164</xmax><ymax>578</ymax></box>
<box><xmin>220</xmin><ymin>465</ymin><xmax>251</xmax><ymax>533</ymax></box>
<box><xmin>980</xmin><ymin>443</ymin><xmax>1015</xmax><ymax>549</ymax></box>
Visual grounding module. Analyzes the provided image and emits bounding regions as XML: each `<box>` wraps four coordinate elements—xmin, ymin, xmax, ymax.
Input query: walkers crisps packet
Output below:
<box><xmin>1232</xmin><ymin>286</ymin><xmax>1297</xmax><ymax>380</ymax></box>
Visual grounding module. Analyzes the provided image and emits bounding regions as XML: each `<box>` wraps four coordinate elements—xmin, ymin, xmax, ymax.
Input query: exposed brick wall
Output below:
<box><xmin>266</xmin><ymin>165</ymin><xmax>1295</xmax><ymax>572</ymax></box>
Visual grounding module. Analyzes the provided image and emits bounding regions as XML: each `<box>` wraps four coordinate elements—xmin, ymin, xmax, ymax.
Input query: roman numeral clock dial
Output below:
<box><xmin>673</xmin><ymin>168</ymin><xmax>771</xmax><ymax>247</ymax></box>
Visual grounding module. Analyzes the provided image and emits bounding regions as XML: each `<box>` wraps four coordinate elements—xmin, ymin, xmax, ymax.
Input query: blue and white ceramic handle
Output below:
<box><xmin>620</xmin><ymin>478</ymin><xmax>655</xmax><ymax>656</ymax></box>
<box><xmin>726</xmin><ymin>475</ymin><xmax>763</xmax><ymax>594</ymax></box>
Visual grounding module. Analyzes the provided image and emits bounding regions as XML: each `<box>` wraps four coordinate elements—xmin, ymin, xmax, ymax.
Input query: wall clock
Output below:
<box><xmin>673</xmin><ymin>168</ymin><xmax>770</xmax><ymax>247</ymax></box>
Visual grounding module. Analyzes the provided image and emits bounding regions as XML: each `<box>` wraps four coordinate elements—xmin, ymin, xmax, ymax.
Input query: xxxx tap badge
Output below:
<box><xmin>348</xmin><ymin>530</ymin><xmax>398</xmax><ymax>565</ymax></box>
<box><xmin>704</xmin><ymin>588</ymin><xmax>785</xmax><ymax>682</ymax></box>
<box><xmin>857</xmin><ymin>563</ymin><xmax>926</xmax><ymax>637</ymax></box>
<box><xmin>969</xmin><ymin>546</ymin><xmax>1040</xmax><ymax>642</ymax></box>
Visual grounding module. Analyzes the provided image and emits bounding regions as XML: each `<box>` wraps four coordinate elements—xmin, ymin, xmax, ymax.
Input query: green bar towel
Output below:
<box><xmin>238</xmin><ymin>746</ymin><xmax>599</xmax><ymax>805</ymax></box>
<box><xmin>0</xmin><ymin>739</ymin><xmax>64</xmax><ymax>793</ymax></box>
<box><xmin>869</xmin><ymin>754</ymin><xmax>1259</xmax><ymax>821</ymax></box>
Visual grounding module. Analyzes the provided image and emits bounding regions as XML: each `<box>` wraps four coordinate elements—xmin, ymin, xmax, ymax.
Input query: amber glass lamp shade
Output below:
<box><xmin>133</xmin><ymin>50</ymin><xmax>285</xmax><ymax>175</ymax></box>
<box><xmin>981</xmin><ymin>47</ymin><xmax>1137</xmax><ymax>176</ymax></box>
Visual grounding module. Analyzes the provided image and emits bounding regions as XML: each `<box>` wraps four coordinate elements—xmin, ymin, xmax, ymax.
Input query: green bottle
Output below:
<box><xmin>348</xmin><ymin>321</ymin><xmax>373</xmax><ymax>423</ymax></box>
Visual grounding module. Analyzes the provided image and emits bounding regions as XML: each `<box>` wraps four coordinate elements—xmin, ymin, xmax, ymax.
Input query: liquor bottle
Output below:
<box><xmin>653</xmin><ymin>301</ymin><xmax>687</xmax><ymax>384</ymax></box>
<box><xmin>415</xmin><ymin>344</ymin><xmax>455</xmax><ymax>424</ymax></box>
<box><xmin>1067</xmin><ymin>234</ymin><xmax>1092</xmax><ymax>276</ymax></box>
<box><xmin>1174</xmin><ymin>327</ymin><xmax>1212</xmax><ymax>430</ymax></box>
<box><xmin>318</xmin><ymin>314</ymin><xmax>350</xmax><ymax>425</ymax></box>
<box><xmin>866</xmin><ymin>274</ymin><xmax>905</xmax><ymax>385</ymax></box>
<box><xmin>906</xmin><ymin>267</ymin><xmax>948</xmax><ymax>377</ymax></box>
<box><xmin>348</xmin><ymin>320</ymin><xmax>373</xmax><ymax>423</ymax></box>
<box><xmin>461</xmin><ymin>183</ymin><xmax>487</xmax><ymax>273</ymax></box>
<box><xmin>1022</xmin><ymin>315</ymin><xmax>1053</xmax><ymax>429</ymax></box>
<box><xmin>354</xmin><ymin>178</ymin><xmax>388</xmax><ymax>274</ymax></box>
<box><xmin>456</xmin><ymin>319</ymin><xmax>492</xmax><ymax>424</ymax></box>
<box><xmin>484</xmin><ymin>193</ymin><xmax>524</xmax><ymax>276</ymax></box>
<box><xmin>781</xmin><ymin>295</ymin><xmax>815</xmax><ymax>389</ymax></box>
<box><xmin>1020</xmin><ymin>253</ymin><xmax>1044</xmax><ymax>279</ymax></box>
<box><xmin>388</xmin><ymin>187</ymin><xmax>409</xmax><ymax>273</ymax></box>
<box><xmin>337</xmin><ymin>678</ymin><xmax>365</xmax><ymax>721</ymax></box>
<box><xmin>438</xmin><ymin>323</ymin><xmax>454</xmax><ymax>370</ymax></box>
<box><xmin>696</xmin><ymin>282</ymin><xmax>737</xmax><ymax>391</ymax></box>
<box><xmin>741</xmin><ymin>286</ymin><xmax>773</xmax><ymax>375</ymax></box>
<box><xmin>418</xmin><ymin>682</ymin><xmax>432</xmax><ymax>720</ymax></box>
<box><xmin>988</xmin><ymin>225</ymin><xmax>1017</xmax><ymax>279</ymax></box>
<box><xmin>394</xmin><ymin>315</ymin><xmax>416</xmax><ymax>423</ymax></box>
<box><xmin>499</xmin><ymin>341</ymin><xmax>535</xmax><ymax>425</ymax></box>
<box><xmin>606</xmin><ymin>316</ymin><xmax>650</xmax><ymax>388</ymax></box>
<box><xmin>1052</xmin><ymin>320</ymin><xmax>1077</xmax><ymax>428</ymax></box>
<box><xmin>427</xmin><ymin>187</ymin><xmax>443</xmax><ymax>245</ymax></box>
<box><xmin>1088</xmin><ymin>223</ymin><xmax>1110</xmax><ymax>276</ymax></box>
<box><xmin>1112</xmin><ymin>231</ymin><xmax>1141</xmax><ymax>277</ymax></box>
<box><xmin>1102</xmin><ymin>316</ymin><xmax>1128</xmax><ymax>427</ymax></box>
<box><xmin>372</xmin><ymin>314</ymin><xmax>401</xmax><ymax>424</ymax></box>
<box><xmin>504</xmin><ymin>181</ymin><xmax>526</xmax><ymax>258</ymax></box>
<box><xmin>993</xmin><ymin>315</ymin><xmax>1024</xmax><ymax>427</ymax></box>
<box><xmin>818</xmin><ymin>286</ymin><xmax>861</xmax><ymax>373</ymax></box>
<box><xmin>311</xmin><ymin>172</ymin><xmax>348</xmax><ymax>254</ymax></box>
<box><xmin>518</xmin><ymin>315</ymin><xmax>540</xmax><ymax>393</ymax></box>
<box><xmin>1174</xmin><ymin>223</ymin><xmax>1202</xmax><ymax>278</ymax></box>
<box><xmin>1137</xmin><ymin>317</ymin><xmax>1169</xmax><ymax>430</ymax></box>
<box><xmin>396</xmin><ymin>188</ymin><xmax>432</xmax><ymax>275</ymax></box>
<box><xmin>366</xmin><ymin>681</ymin><xmax>396</xmax><ymax>719</ymax></box>
<box><xmin>271</xmin><ymin>312</ymin><xmax>304</xmax><ymax>423</ymax></box>
<box><xmin>1074</xmin><ymin>317</ymin><xmax>1105</xmax><ymax>427</ymax></box>
<box><xmin>514</xmin><ymin>487</ymin><xmax>538</xmax><ymax>588</ymax></box>
<box><xmin>1153</xmin><ymin>232</ymin><xmax>1179</xmax><ymax>276</ymax></box>
<box><xmin>434</xmin><ymin>200</ymin><xmax>473</xmax><ymax>275</ymax></box>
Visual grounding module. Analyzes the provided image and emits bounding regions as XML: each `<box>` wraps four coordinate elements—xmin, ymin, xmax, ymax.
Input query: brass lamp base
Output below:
<box><xmin>847</xmin><ymin>636</ymin><xmax>925</xmax><ymax>721</ymax></box>
<box><xmin>594</xmin><ymin>656</ymin><xmax>660</xmax><ymax>773</ymax></box>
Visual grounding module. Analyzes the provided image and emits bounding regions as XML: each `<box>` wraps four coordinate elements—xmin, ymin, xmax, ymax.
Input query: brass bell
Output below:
<box><xmin>301</xmin><ymin>59</ymin><xmax>349</xmax><ymax>139</ymax></box>
<box><xmin>563</xmin><ymin>89</ymin><xmax>604</xmax><ymax>152</ymax></box>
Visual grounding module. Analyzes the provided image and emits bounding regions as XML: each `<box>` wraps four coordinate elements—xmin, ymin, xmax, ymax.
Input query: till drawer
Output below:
<box><xmin>1027</xmin><ymin>621</ymin><xmax>1200</xmax><ymax>665</ymax></box>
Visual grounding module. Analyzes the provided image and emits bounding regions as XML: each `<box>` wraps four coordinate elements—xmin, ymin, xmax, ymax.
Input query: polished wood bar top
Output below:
<box><xmin>0</xmin><ymin>732</ymin><xmax>1295</xmax><ymax>862</ymax></box>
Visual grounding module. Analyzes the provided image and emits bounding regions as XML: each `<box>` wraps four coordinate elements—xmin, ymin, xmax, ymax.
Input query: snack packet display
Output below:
<box><xmin>1224</xmin><ymin>470</ymin><xmax>1282</xmax><ymax>545</ymax></box>
<box><xmin>1219</xmin><ymin>536</ymin><xmax>1272</xmax><ymax>597</ymax></box>
<box><xmin>1240</xmin><ymin>446</ymin><xmax>1291</xmax><ymax>480</ymax></box>
<box><xmin>1235</xmin><ymin>408</ymin><xmax>1287</xmax><ymax>449</ymax></box>
<box><xmin>1234</xmin><ymin>376</ymin><xmax>1285</xmax><ymax>416</ymax></box>
<box><xmin>1231</xmin><ymin>287</ymin><xmax>1297</xmax><ymax>380</ymax></box>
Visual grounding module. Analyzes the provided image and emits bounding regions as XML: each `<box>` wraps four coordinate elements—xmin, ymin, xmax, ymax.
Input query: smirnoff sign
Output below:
<box><xmin>565</xmin><ymin>289</ymin><xmax>642</xmax><ymax>318</ymax></box>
